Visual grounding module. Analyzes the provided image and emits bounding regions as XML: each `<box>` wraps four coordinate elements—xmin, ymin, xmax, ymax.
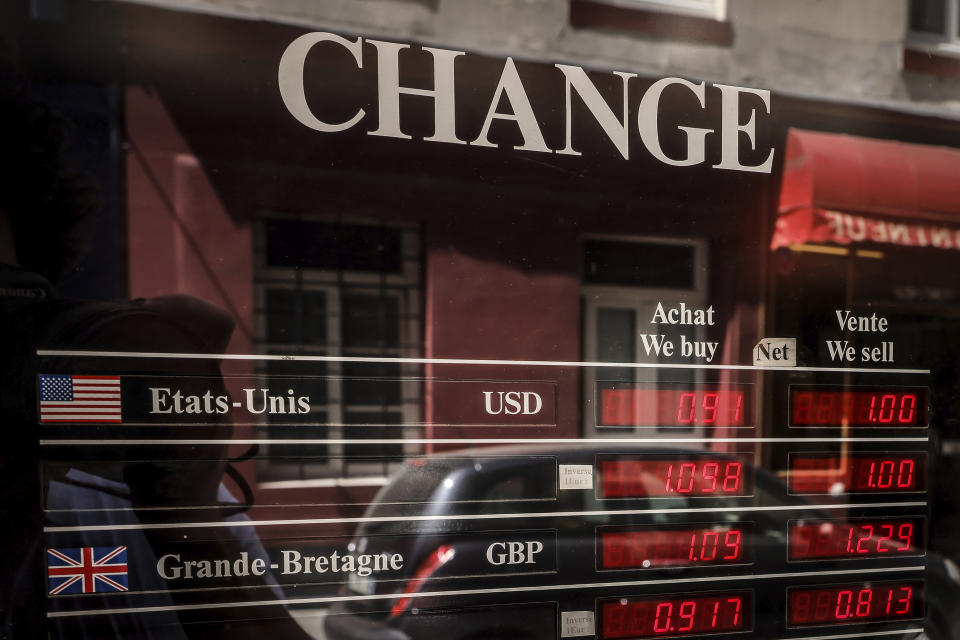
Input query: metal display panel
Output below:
<box><xmin>2</xmin><ymin>2</ymin><xmax>960</xmax><ymax>640</ymax></box>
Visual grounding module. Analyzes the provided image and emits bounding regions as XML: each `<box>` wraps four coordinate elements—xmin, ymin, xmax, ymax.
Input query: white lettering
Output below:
<box><xmin>150</xmin><ymin>388</ymin><xmax>172</xmax><ymax>414</ymax></box>
<box><xmin>157</xmin><ymin>554</ymin><xmax>181</xmax><ymax>580</ymax></box>
<box><xmin>278</xmin><ymin>32</ymin><xmax>365</xmax><ymax>133</ymax></box>
<box><xmin>282</xmin><ymin>550</ymin><xmax>302</xmax><ymax>574</ymax></box>
<box><xmin>555</xmin><ymin>65</ymin><xmax>635</xmax><ymax>159</ymax></box>
<box><xmin>278</xmin><ymin>35</ymin><xmax>779</xmax><ymax>174</ymax></box>
<box><xmin>368</xmin><ymin>40</ymin><xmax>466</xmax><ymax>144</ymax></box>
<box><xmin>637</xmin><ymin>78</ymin><xmax>711</xmax><ymax>167</ymax></box>
<box><xmin>472</xmin><ymin>58</ymin><xmax>551</xmax><ymax>153</ymax></box>
<box><xmin>713</xmin><ymin>83</ymin><xmax>774</xmax><ymax>173</ymax></box>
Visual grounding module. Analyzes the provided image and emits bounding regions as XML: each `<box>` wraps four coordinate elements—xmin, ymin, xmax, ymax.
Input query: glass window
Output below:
<box><xmin>5</xmin><ymin>2</ymin><xmax>960</xmax><ymax>639</ymax></box>
<box><xmin>583</xmin><ymin>237</ymin><xmax>707</xmax><ymax>435</ymax></box>
<box><xmin>265</xmin><ymin>288</ymin><xmax>327</xmax><ymax>345</ymax></box>
<box><xmin>590</xmin><ymin>0</ymin><xmax>727</xmax><ymax>21</ymax></box>
<box><xmin>265</xmin><ymin>220</ymin><xmax>404</xmax><ymax>272</ymax></box>
<box><xmin>910</xmin><ymin>0</ymin><xmax>948</xmax><ymax>34</ymax></box>
<box><xmin>583</xmin><ymin>239</ymin><xmax>696</xmax><ymax>289</ymax></box>
<box><xmin>908</xmin><ymin>0</ymin><xmax>960</xmax><ymax>48</ymax></box>
<box><xmin>254</xmin><ymin>217</ymin><xmax>422</xmax><ymax>482</ymax></box>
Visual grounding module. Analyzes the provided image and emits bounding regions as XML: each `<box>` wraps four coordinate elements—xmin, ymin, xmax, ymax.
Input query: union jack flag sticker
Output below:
<box><xmin>46</xmin><ymin>546</ymin><xmax>129</xmax><ymax>595</ymax></box>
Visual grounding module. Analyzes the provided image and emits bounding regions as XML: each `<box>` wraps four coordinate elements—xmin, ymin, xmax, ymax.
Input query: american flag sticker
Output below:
<box><xmin>39</xmin><ymin>374</ymin><xmax>122</xmax><ymax>423</ymax></box>
<box><xmin>47</xmin><ymin>546</ymin><xmax>129</xmax><ymax>595</ymax></box>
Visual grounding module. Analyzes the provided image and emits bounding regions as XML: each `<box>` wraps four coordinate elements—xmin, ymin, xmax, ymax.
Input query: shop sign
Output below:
<box><xmin>278</xmin><ymin>33</ymin><xmax>776</xmax><ymax>173</ymax></box>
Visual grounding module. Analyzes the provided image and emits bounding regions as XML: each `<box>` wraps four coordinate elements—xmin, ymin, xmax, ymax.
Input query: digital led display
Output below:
<box><xmin>788</xmin><ymin>517</ymin><xmax>924</xmax><ymax>561</ymax></box>
<box><xmin>789</xmin><ymin>386</ymin><xmax>927</xmax><ymax>427</ymax></box>
<box><xmin>599</xmin><ymin>386</ymin><xmax>753</xmax><ymax>427</ymax></box>
<box><xmin>787</xmin><ymin>582</ymin><xmax>924</xmax><ymax>627</ymax></box>
<box><xmin>598</xmin><ymin>456</ymin><xmax>752</xmax><ymax>498</ymax></box>
<box><xmin>600</xmin><ymin>591</ymin><xmax>752</xmax><ymax>639</ymax></box>
<box><xmin>599</xmin><ymin>524</ymin><xmax>751</xmax><ymax>569</ymax></box>
<box><xmin>788</xmin><ymin>453</ymin><xmax>926</xmax><ymax>494</ymax></box>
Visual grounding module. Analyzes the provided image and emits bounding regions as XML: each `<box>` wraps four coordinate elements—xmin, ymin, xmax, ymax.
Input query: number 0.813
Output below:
<box><xmin>788</xmin><ymin>583</ymin><xmax>922</xmax><ymax>627</ymax></box>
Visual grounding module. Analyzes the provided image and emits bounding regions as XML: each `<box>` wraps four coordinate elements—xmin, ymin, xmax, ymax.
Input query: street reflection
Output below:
<box><xmin>3</xmin><ymin>1</ymin><xmax>960</xmax><ymax>639</ymax></box>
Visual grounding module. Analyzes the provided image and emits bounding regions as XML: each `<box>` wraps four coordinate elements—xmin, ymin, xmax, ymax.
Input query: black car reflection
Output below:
<box><xmin>323</xmin><ymin>445</ymin><xmax>959</xmax><ymax>640</ymax></box>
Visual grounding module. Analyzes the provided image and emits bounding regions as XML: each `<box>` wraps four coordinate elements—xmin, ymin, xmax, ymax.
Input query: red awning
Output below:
<box><xmin>772</xmin><ymin>129</ymin><xmax>960</xmax><ymax>252</ymax></box>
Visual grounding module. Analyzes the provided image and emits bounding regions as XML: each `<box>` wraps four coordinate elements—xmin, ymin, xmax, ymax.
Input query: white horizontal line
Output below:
<box><xmin>72</xmin><ymin>386</ymin><xmax>121</xmax><ymax>391</ymax></box>
<box><xmin>72</xmin><ymin>393</ymin><xmax>120</xmax><ymax>399</ymax></box>
<box><xmin>41</xmin><ymin>401</ymin><xmax>121</xmax><ymax>406</ymax></box>
<box><xmin>41</xmin><ymin>416</ymin><xmax>121</xmax><ymax>421</ymax></box>
<box><xmin>35</xmin><ymin>349</ymin><xmax>931</xmax><ymax>374</ymax></box>
<box><xmin>45</xmin><ymin>565</ymin><xmax>924</xmax><ymax>619</ymax></box>
<box><xmin>39</xmin><ymin>437</ymin><xmax>931</xmax><ymax>446</ymax></box>
<box><xmin>43</xmin><ymin>501</ymin><xmax>926</xmax><ymax>532</ymax></box>
<box><xmin>775</xmin><ymin>629</ymin><xmax>924</xmax><ymax>640</ymax></box>
<box><xmin>41</xmin><ymin>407</ymin><xmax>121</xmax><ymax>412</ymax></box>
<box><xmin>40</xmin><ymin>422</ymin><xmax>556</xmax><ymax>428</ymax></box>
<box><xmin>257</xmin><ymin>476</ymin><xmax>390</xmax><ymax>490</ymax></box>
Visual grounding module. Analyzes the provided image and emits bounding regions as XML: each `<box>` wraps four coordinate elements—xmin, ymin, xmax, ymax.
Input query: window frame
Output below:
<box><xmin>588</xmin><ymin>0</ymin><xmax>727</xmax><ymax>21</ymax></box>
<box><xmin>581</xmin><ymin>234</ymin><xmax>709</xmax><ymax>439</ymax></box>
<box><xmin>907</xmin><ymin>0</ymin><xmax>960</xmax><ymax>56</ymax></box>
<box><xmin>252</xmin><ymin>213</ymin><xmax>423</xmax><ymax>487</ymax></box>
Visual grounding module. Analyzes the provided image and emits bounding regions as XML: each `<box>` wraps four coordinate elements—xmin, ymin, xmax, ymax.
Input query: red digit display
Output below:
<box><xmin>790</xmin><ymin>386</ymin><xmax>927</xmax><ymax>427</ymax></box>
<box><xmin>599</xmin><ymin>385</ymin><xmax>754</xmax><ymax>427</ymax></box>
<box><xmin>788</xmin><ymin>453</ymin><xmax>926</xmax><ymax>494</ymax></box>
<box><xmin>788</xmin><ymin>517</ymin><xmax>925</xmax><ymax>560</ymax></box>
<box><xmin>788</xmin><ymin>582</ymin><xmax>924</xmax><ymax>627</ymax></box>
<box><xmin>598</xmin><ymin>456</ymin><xmax>753</xmax><ymax>498</ymax></box>
<box><xmin>599</xmin><ymin>524</ymin><xmax>752</xmax><ymax>569</ymax></box>
<box><xmin>601</xmin><ymin>591</ymin><xmax>752</xmax><ymax>639</ymax></box>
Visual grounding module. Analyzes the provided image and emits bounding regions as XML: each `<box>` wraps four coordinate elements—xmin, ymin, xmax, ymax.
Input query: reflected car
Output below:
<box><xmin>324</xmin><ymin>445</ymin><xmax>959</xmax><ymax>640</ymax></box>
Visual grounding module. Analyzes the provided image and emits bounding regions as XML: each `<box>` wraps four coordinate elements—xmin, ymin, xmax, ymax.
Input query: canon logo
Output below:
<box><xmin>278</xmin><ymin>33</ymin><xmax>774</xmax><ymax>173</ymax></box>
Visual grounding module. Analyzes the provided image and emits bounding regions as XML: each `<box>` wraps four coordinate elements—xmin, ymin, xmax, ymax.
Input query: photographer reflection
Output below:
<box><xmin>0</xmin><ymin>71</ymin><xmax>311</xmax><ymax>639</ymax></box>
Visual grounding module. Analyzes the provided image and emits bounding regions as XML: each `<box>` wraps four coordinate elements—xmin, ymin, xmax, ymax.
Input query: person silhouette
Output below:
<box><xmin>0</xmin><ymin>68</ymin><xmax>312</xmax><ymax>640</ymax></box>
